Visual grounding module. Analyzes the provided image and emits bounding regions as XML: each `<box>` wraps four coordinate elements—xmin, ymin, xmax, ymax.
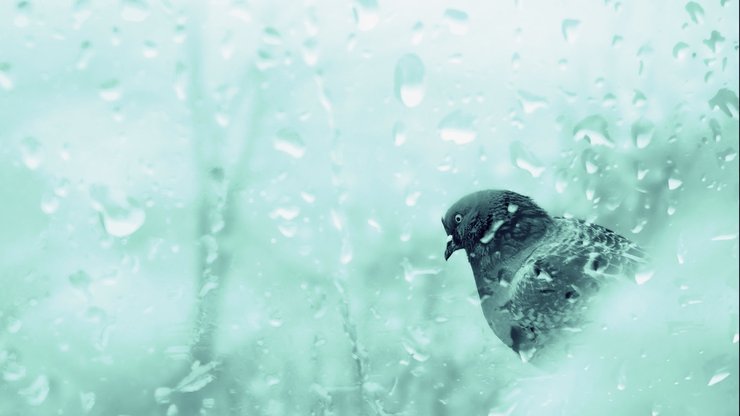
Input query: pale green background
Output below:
<box><xmin>0</xmin><ymin>1</ymin><xmax>738</xmax><ymax>415</ymax></box>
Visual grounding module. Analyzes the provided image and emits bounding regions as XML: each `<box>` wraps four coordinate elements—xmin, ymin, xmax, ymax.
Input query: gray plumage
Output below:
<box><xmin>442</xmin><ymin>190</ymin><xmax>648</xmax><ymax>363</ymax></box>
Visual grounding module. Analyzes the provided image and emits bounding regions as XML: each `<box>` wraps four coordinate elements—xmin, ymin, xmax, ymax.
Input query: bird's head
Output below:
<box><xmin>442</xmin><ymin>190</ymin><xmax>552</xmax><ymax>261</ymax></box>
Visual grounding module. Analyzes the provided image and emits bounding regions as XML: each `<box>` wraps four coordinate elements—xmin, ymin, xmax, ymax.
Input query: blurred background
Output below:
<box><xmin>0</xmin><ymin>0</ymin><xmax>738</xmax><ymax>415</ymax></box>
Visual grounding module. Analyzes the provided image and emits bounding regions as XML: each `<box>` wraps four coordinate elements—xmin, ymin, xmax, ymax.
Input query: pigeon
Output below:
<box><xmin>442</xmin><ymin>189</ymin><xmax>649</xmax><ymax>363</ymax></box>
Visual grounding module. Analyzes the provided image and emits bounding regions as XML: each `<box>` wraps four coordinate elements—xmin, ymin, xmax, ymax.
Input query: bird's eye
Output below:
<box><xmin>454</xmin><ymin>213</ymin><xmax>463</xmax><ymax>224</ymax></box>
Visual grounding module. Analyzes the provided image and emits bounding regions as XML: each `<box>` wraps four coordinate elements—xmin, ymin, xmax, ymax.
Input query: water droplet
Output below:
<box><xmin>173</xmin><ymin>63</ymin><xmax>187</xmax><ymax>100</ymax></box>
<box><xmin>142</xmin><ymin>40</ymin><xmax>158</xmax><ymax>58</ymax></box>
<box><xmin>14</xmin><ymin>1</ymin><xmax>31</xmax><ymax>27</ymax></box>
<box><xmin>220</xmin><ymin>31</ymin><xmax>234</xmax><ymax>60</ymax></box>
<box><xmin>637</xmin><ymin>163</ymin><xmax>649</xmax><ymax>181</ymax></box>
<box><xmin>263</xmin><ymin>27</ymin><xmax>282</xmax><ymax>45</ymax></box>
<box><xmin>510</xmin><ymin>141</ymin><xmax>545</xmax><ymax>177</ymax></box>
<box><xmin>367</xmin><ymin>218</ymin><xmax>381</xmax><ymax>232</ymax></box>
<box><xmin>40</xmin><ymin>193</ymin><xmax>60</xmax><ymax>214</ymax></box>
<box><xmin>19</xmin><ymin>136</ymin><xmax>42</xmax><ymax>170</ymax></box>
<box><xmin>89</xmin><ymin>185</ymin><xmax>146</xmax><ymax>237</ymax></box>
<box><xmin>340</xmin><ymin>238</ymin><xmax>352</xmax><ymax>264</ymax></box>
<box><xmin>480</xmin><ymin>220</ymin><xmax>504</xmax><ymax>244</ymax></box>
<box><xmin>301</xmin><ymin>192</ymin><xmax>316</xmax><ymax>204</ymax></box>
<box><xmin>405</xmin><ymin>191</ymin><xmax>421</xmax><ymax>206</ymax></box>
<box><xmin>175</xmin><ymin>361</ymin><xmax>219</xmax><ymax>393</ymax></box>
<box><xmin>685</xmin><ymin>2</ymin><xmax>704</xmax><ymax>24</ymax></box>
<box><xmin>635</xmin><ymin>269</ymin><xmax>654</xmax><ymax>285</ymax></box>
<box><xmin>5</xmin><ymin>315</ymin><xmax>22</xmax><ymax>333</ymax></box>
<box><xmin>394</xmin><ymin>54</ymin><xmax>425</xmax><ymax>108</ymax></box>
<box><xmin>710</xmin><ymin>233</ymin><xmax>738</xmax><ymax>241</ymax></box>
<box><xmin>554</xmin><ymin>169</ymin><xmax>569</xmax><ymax>193</ymax></box>
<box><xmin>518</xmin><ymin>90</ymin><xmax>548</xmax><ymax>114</ymax></box>
<box><xmin>511</xmin><ymin>53</ymin><xmax>521</xmax><ymax>70</ymax></box>
<box><xmin>581</xmin><ymin>148</ymin><xmax>600</xmax><ymax>174</ymax></box>
<box><xmin>269</xmin><ymin>206</ymin><xmax>300</xmax><ymax>221</ymax></box>
<box><xmin>573</xmin><ymin>115</ymin><xmax>614</xmax><ymax>147</ymax></box>
<box><xmin>561</xmin><ymin>19</ymin><xmax>581</xmax><ymax>43</ymax></box>
<box><xmin>668</xmin><ymin>177</ymin><xmax>683</xmax><ymax>190</ymax></box>
<box><xmin>19</xmin><ymin>375</ymin><xmax>49</xmax><ymax>406</ymax></box>
<box><xmin>120</xmin><ymin>0</ymin><xmax>150</xmax><ymax>22</ymax></box>
<box><xmin>0</xmin><ymin>63</ymin><xmax>13</xmax><ymax>90</ymax></box>
<box><xmin>173</xmin><ymin>22</ymin><xmax>186</xmax><ymax>44</ymax></box>
<box><xmin>707</xmin><ymin>371</ymin><xmax>730</xmax><ymax>386</ymax></box>
<box><xmin>393</xmin><ymin>122</ymin><xmax>406</xmax><ymax>146</ymax></box>
<box><xmin>443</xmin><ymin>8</ymin><xmax>469</xmax><ymax>36</ymax></box>
<box><xmin>438</xmin><ymin>110</ymin><xmax>476</xmax><ymax>144</ymax></box>
<box><xmin>80</xmin><ymin>391</ymin><xmax>95</xmax><ymax>413</ymax></box>
<box><xmin>402</xmin><ymin>326</ymin><xmax>431</xmax><ymax>361</ymax></box>
<box><xmin>99</xmin><ymin>79</ymin><xmax>122</xmax><ymax>102</ymax></box>
<box><xmin>268</xmin><ymin>314</ymin><xmax>283</xmax><ymax>328</ymax></box>
<box><xmin>274</xmin><ymin>128</ymin><xmax>306</xmax><ymax>158</ymax></box>
<box><xmin>633</xmin><ymin>90</ymin><xmax>647</xmax><ymax>107</ymax></box>
<box><xmin>69</xmin><ymin>270</ymin><xmax>92</xmax><ymax>293</ymax></box>
<box><xmin>411</xmin><ymin>21</ymin><xmax>424</xmax><ymax>45</ymax></box>
<box><xmin>708</xmin><ymin>88</ymin><xmax>739</xmax><ymax>118</ymax></box>
<box><xmin>703</xmin><ymin>31</ymin><xmax>725</xmax><ymax>53</ymax></box>
<box><xmin>73</xmin><ymin>0</ymin><xmax>92</xmax><ymax>27</ymax></box>
<box><xmin>616</xmin><ymin>363</ymin><xmax>627</xmax><ymax>390</ymax></box>
<box><xmin>200</xmin><ymin>235</ymin><xmax>218</xmax><ymax>264</ymax></box>
<box><xmin>154</xmin><ymin>387</ymin><xmax>172</xmax><ymax>404</ymax></box>
<box><xmin>631</xmin><ymin>118</ymin><xmax>655</xmax><ymax>149</ymax></box>
<box><xmin>301</xmin><ymin>38</ymin><xmax>318</xmax><ymax>66</ymax></box>
<box><xmin>76</xmin><ymin>41</ymin><xmax>94</xmax><ymax>70</ymax></box>
<box><xmin>352</xmin><ymin>0</ymin><xmax>379</xmax><ymax>31</ymax></box>
<box><xmin>717</xmin><ymin>148</ymin><xmax>738</xmax><ymax>162</ymax></box>
<box><xmin>672</xmin><ymin>42</ymin><xmax>689</xmax><ymax>60</ymax></box>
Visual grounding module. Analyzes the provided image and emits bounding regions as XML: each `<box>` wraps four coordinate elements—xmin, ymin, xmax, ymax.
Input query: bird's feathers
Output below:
<box><xmin>443</xmin><ymin>190</ymin><xmax>649</xmax><ymax>364</ymax></box>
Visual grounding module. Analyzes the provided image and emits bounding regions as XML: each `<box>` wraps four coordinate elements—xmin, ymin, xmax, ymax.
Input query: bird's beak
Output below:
<box><xmin>444</xmin><ymin>235</ymin><xmax>460</xmax><ymax>261</ymax></box>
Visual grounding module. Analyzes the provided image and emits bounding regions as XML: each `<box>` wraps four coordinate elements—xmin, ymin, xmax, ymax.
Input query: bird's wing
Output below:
<box><xmin>508</xmin><ymin>218</ymin><xmax>649</xmax><ymax>329</ymax></box>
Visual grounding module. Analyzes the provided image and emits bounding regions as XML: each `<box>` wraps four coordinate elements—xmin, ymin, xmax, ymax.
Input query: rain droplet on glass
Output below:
<box><xmin>394</xmin><ymin>54</ymin><xmax>425</xmax><ymax>108</ymax></box>
<box><xmin>438</xmin><ymin>110</ymin><xmax>476</xmax><ymax>144</ymax></box>
<box><xmin>708</xmin><ymin>88</ymin><xmax>739</xmax><ymax>118</ymax></box>
<box><xmin>510</xmin><ymin>141</ymin><xmax>545</xmax><ymax>177</ymax></box>
<box><xmin>142</xmin><ymin>40</ymin><xmax>158</xmax><ymax>58</ymax></box>
<box><xmin>41</xmin><ymin>193</ymin><xmax>60</xmax><ymax>214</ymax></box>
<box><xmin>89</xmin><ymin>185</ymin><xmax>146</xmax><ymax>237</ymax></box>
<box><xmin>99</xmin><ymin>79</ymin><xmax>122</xmax><ymax>102</ymax></box>
<box><xmin>685</xmin><ymin>2</ymin><xmax>704</xmax><ymax>24</ymax></box>
<box><xmin>672</xmin><ymin>42</ymin><xmax>689</xmax><ymax>60</ymax></box>
<box><xmin>263</xmin><ymin>27</ymin><xmax>282</xmax><ymax>45</ymax></box>
<box><xmin>631</xmin><ymin>118</ymin><xmax>655</xmax><ymax>149</ymax></box>
<box><xmin>518</xmin><ymin>90</ymin><xmax>548</xmax><ymax>114</ymax></box>
<box><xmin>19</xmin><ymin>375</ymin><xmax>50</xmax><ymax>406</ymax></box>
<box><xmin>20</xmin><ymin>136</ymin><xmax>42</xmax><ymax>170</ymax></box>
<box><xmin>561</xmin><ymin>19</ymin><xmax>580</xmax><ymax>43</ymax></box>
<box><xmin>703</xmin><ymin>31</ymin><xmax>725</xmax><ymax>53</ymax></box>
<box><xmin>0</xmin><ymin>63</ymin><xmax>13</xmax><ymax>90</ymax></box>
<box><xmin>573</xmin><ymin>115</ymin><xmax>614</xmax><ymax>147</ymax></box>
<box><xmin>668</xmin><ymin>177</ymin><xmax>683</xmax><ymax>190</ymax></box>
<box><xmin>120</xmin><ymin>0</ymin><xmax>149</xmax><ymax>22</ymax></box>
<box><xmin>443</xmin><ymin>8</ymin><xmax>469</xmax><ymax>36</ymax></box>
<box><xmin>274</xmin><ymin>128</ymin><xmax>306</xmax><ymax>158</ymax></box>
<box><xmin>393</xmin><ymin>122</ymin><xmax>406</xmax><ymax>146</ymax></box>
<box><xmin>353</xmin><ymin>0</ymin><xmax>379</xmax><ymax>32</ymax></box>
<box><xmin>411</xmin><ymin>21</ymin><xmax>424</xmax><ymax>45</ymax></box>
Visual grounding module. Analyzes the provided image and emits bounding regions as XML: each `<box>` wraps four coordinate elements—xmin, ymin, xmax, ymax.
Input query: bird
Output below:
<box><xmin>442</xmin><ymin>189</ymin><xmax>649</xmax><ymax>363</ymax></box>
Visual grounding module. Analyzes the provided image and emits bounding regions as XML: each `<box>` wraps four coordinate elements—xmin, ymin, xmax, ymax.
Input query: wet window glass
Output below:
<box><xmin>0</xmin><ymin>1</ymin><xmax>737</xmax><ymax>415</ymax></box>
